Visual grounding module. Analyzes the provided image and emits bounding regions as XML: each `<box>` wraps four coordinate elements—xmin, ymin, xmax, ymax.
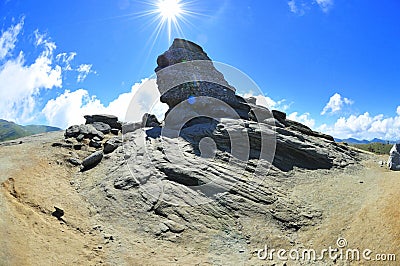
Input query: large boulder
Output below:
<box><xmin>388</xmin><ymin>144</ymin><xmax>400</xmax><ymax>171</ymax></box>
<box><xmin>81</xmin><ymin>150</ymin><xmax>103</xmax><ymax>171</ymax></box>
<box><xmin>103</xmin><ymin>137</ymin><xmax>122</xmax><ymax>154</ymax></box>
<box><xmin>84</xmin><ymin>114</ymin><xmax>122</xmax><ymax>130</ymax></box>
<box><xmin>155</xmin><ymin>38</ymin><xmax>247</xmax><ymax>119</ymax></box>
<box><xmin>91</xmin><ymin>122</ymin><xmax>111</xmax><ymax>134</ymax></box>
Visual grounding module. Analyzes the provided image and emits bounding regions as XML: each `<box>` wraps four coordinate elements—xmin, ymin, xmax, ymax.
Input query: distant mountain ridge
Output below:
<box><xmin>335</xmin><ymin>137</ymin><xmax>398</xmax><ymax>144</ymax></box>
<box><xmin>0</xmin><ymin>119</ymin><xmax>61</xmax><ymax>142</ymax></box>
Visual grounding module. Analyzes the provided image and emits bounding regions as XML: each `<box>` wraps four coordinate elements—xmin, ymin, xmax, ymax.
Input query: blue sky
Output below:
<box><xmin>0</xmin><ymin>0</ymin><xmax>399</xmax><ymax>140</ymax></box>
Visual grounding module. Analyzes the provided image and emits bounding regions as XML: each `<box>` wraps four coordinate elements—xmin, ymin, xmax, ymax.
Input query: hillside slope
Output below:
<box><xmin>0</xmin><ymin>130</ymin><xmax>398</xmax><ymax>265</ymax></box>
<box><xmin>0</xmin><ymin>119</ymin><xmax>61</xmax><ymax>142</ymax></box>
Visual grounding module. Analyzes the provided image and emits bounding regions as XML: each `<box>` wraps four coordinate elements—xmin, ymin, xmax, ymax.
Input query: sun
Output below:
<box><xmin>137</xmin><ymin>0</ymin><xmax>199</xmax><ymax>44</ymax></box>
<box><xmin>154</xmin><ymin>0</ymin><xmax>187</xmax><ymax>43</ymax></box>
<box><xmin>156</xmin><ymin>0</ymin><xmax>183</xmax><ymax>20</ymax></box>
<box><xmin>132</xmin><ymin>0</ymin><xmax>200</xmax><ymax>48</ymax></box>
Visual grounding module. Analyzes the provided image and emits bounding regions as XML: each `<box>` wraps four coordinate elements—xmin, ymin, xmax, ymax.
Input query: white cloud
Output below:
<box><xmin>34</xmin><ymin>30</ymin><xmax>56</xmax><ymax>55</ymax></box>
<box><xmin>315</xmin><ymin>0</ymin><xmax>334</xmax><ymax>13</ymax></box>
<box><xmin>0</xmin><ymin>18</ymin><xmax>23</xmax><ymax>60</ymax></box>
<box><xmin>42</xmin><ymin>79</ymin><xmax>168</xmax><ymax>128</ymax></box>
<box><xmin>397</xmin><ymin>106</ymin><xmax>400</xmax><ymax>116</ymax></box>
<box><xmin>318</xmin><ymin>107</ymin><xmax>400</xmax><ymax>140</ymax></box>
<box><xmin>321</xmin><ymin>93</ymin><xmax>354</xmax><ymax>115</ymax></box>
<box><xmin>287</xmin><ymin>0</ymin><xmax>307</xmax><ymax>15</ymax></box>
<box><xmin>288</xmin><ymin>0</ymin><xmax>298</xmax><ymax>14</ymax></box>
<box><xmin>288</xmin><ymin>112</ymin><xmax>316</xmax><ymax>128</ymax></box>
<box><xmin>55</xmin><ymin>53</ymin><xmax>95</xmax><ymax>81</ymax></box>
<box><xmin>56</xmin><ymin>52</ymin><xmax>77</xmax><ymax>71</ymax></box>
<box><xmin>77</xmin><ymin>63</ymin><xmax>95</xmax><ymax>82</ymax></box>
<box><xmin>0</xmin><ymin>21</ymin><xmax>63</xmax><ymax>124</ymax></box>
<box><xmin>0</xmin><ymin>19</ymin><xmax>97</xmax><ymax>124</ymax></box>
<box><xmin>241</xmin><ymin>92</ymin><xmax>290</xmax><ymax>111</ymax></box>
<box><xmin>42</xmin><ymin>89</ymin><xmax>94</xmax><ymax>128</ymax></box>
<box><xmin>288</xmin><ymin>0</ymin><xmax>333</xmax><ymax>15</ymax></box>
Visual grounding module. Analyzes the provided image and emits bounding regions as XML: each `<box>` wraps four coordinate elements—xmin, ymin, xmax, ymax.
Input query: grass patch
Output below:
<box><xmin>351</xmin><ymin>142</ymin><xmax>393</xmax><ymax>155</ymax></box>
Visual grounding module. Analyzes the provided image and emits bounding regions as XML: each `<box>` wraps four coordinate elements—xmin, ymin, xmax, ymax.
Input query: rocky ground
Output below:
<box><xmin>0</xmin><ymin>130</ymin><xmax>398</xmax><ymax>265</ymax></box>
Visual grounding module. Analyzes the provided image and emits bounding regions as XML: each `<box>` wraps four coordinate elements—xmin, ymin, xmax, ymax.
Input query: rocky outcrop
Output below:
<box><xmin>60</xmin><ymin>40</ymin><xmax>359</xmax><ymax>241</ymax></box>
<box><xmin>155</xmin><ymin>38</ymin><xmax>253</xmax><ymax>121</ymax></box>
<box><xmin>388</xmin><ymin>144</ymin><xmax>400</xmax><ymax>171</ymax></box>
<box><xmin>84</xmin><ymin>114</ymin><xmax>122</xmax><ymax>130</ymax></box>
<box><xmin>62</xmin><ymin>115</ymin><xmax>123</xmax><ymax>171</ymax></box>
<box><xmin>103</xmin><ymin>29</ymin><xmax>359</xmax><ymax>233</ymax></box>
<box><xmin>65</xmin><ymin>124</ymin><xmax>104</xmax><ymax>140</ymax></box>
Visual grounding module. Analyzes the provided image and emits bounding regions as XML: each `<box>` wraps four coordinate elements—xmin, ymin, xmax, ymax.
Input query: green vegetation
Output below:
<box><xmin>0</xmin><ymin>119</ymin><xmax>61</xmax><ymax>142</ymax></box>
<box><xmin>351</xmin><ymin>142</ymin><xmax>393</xmax><ymax>155</ymax></box>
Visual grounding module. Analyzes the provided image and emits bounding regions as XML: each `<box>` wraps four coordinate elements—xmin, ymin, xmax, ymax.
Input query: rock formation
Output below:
<box><xmin>84</xmin><ymin>114</ymin><xmax>122</xmax><ymax>130</ymax></box>
<box><xmin>56</xmin><ymin>39</ymin><xmax>359</xmax><ymax>243</ymax></box>
<box><xmin>64</xmin><ymin>38</ymin><xmax>356</xmax><ymax>240</ymax></box>
<box><xmin>155</xmin><ymin>38</ymin><xmax>254</xmax><ymax>120</ymax></box>
<box><xmin>61</xmin><ymin>115</ymin><xmax>123</xmax><ymax>171</ymax></box>
<box><xmin>1</xmin><ymin>39</ymin><xmax>395</xmax><ymax>266</ymax></box>
<box><xmin>153</xmin><ymin>38</ymin><xmax>353</xmax><ymax>171</ymax></box>
<box><xmin>388</xmin><ymin>144</ymin><xmax>400</xmax><ymax>171</ymax></box>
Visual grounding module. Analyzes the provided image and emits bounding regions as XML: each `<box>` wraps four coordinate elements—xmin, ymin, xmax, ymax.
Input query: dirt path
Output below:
<box><xmin>292</xmin><ymin>156</ymin><xmax>399</xmax><ymax>265</ymax></box>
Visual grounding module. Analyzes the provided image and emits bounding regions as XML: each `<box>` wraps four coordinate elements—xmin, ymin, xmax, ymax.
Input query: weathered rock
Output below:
<box><xmin>52</xmin><ymin>207</ymin><xmax>64</xmax><ymax>220</ymax></box>
<box><xmin>122</xmin><ymin>122</ymin><xmax>141</xmax><ymax>134</ymax></box>
<box><xmin>245</xmin><ymin>97</ymin><xmax>257</xmax><ymax>105</ymax></box>
<box><xmin>92</xmin><ymin>122</ymin><xmax>111</xmax><ymax>134</ymax></box>
<box><xmin>103</xmin><ymin>137</ymin><xmax>122</xmax><ymax>154</ymax></box>
<box><xmin>142</xmin><ymin>113</ymin><xmax>161</xmax><ymax>128</ymax></box>
<box><xmin>68</xmin><ymin>157</ymin><xmax>82</xmax><ymax>166</ymax></box>
<box><xmin>155</xmin><ymin>38</ymin><xmax>244</xmax><ymax>118</ymax></box>
<box><xmin>114</xmin><ymin>176</ymin><xmax>140</xmax><ymax>190</ymax></box>
<box><xmin>388</xmin><ymin>144</ymin><xmax>400</xmax><ymax>171</ymax></box>
<box><xmin>64</xmin><ymin>125</ymin><xmax>80</xmax><ymax>138</ymax></box>
<box><xmin>65</xmin><ymin>124</ymin><xmax>104</xmax><ymax>140</ymax></box>
<box><xmin>76</xmin><ymin>134</ymin><xmax>85</xmax><ymax>142</ymax></box>
<box><xmin>51</xmin><ymin>142</ymin><xmax>73</xmax><ymax>149</ymax></box>
<box><xmin>248</xmin><ymin>103</ymin><xmax>272</xmax><ymax>122</ymax></box>
<box><xmin>272</xmin><ymin>110</ymin><xmax>286</xmax><ymax>123</ymax></box>
<box><xmin>84</xmin><ymin>114</ymin><xmax>122</xmax><ymax>130</ymax></box>
<box><xmin>155</xmin><ymin>39</ymin><xmax>288</xmax><ymax>127</ymax></box>
<box><xmin>81</xmin><ymin>151</ymin><xmax>103</xmax><ymax>171</ymax></box>
<box><xmin>158</xmin><ymin>223</ymin><xmax>170</xmax><ymax>233</ymax></box>
<box><xmin>284</xmin><ymin>119</ymin><xmax>335</xmax><ymax>142</ymax></box>
<box><xmin>73</xmin><ymin>144</ymin><xmax>83</xmax><ymax>150</ymax></box>
<box><xmin>163</xmin><ymin>220</ymin><xmax>185</xmax><ymax>233</ymax></box>
<box><xmin>51</xmin><ymin>142</ymin><xmax>63</xmax><ymax>147</ymax></box>
<box><xmin>89</xmin><ymin>139</ymin><xmax>102</xmax><ymax>148</ymax></box>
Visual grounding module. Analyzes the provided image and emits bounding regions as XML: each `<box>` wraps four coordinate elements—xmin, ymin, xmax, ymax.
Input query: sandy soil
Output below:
<box><xmin>0</xmin><ymin>133</ymin><xmax>398</xmax><ymax>265</ymax></box>
<box><xmin>0</xmin><ymin>133</ymin><xmax>104</xmax><ymax>265</ymax></box>
<box><xmin>291</xmin><ymin>156</ymin><xmax>399</xmax><ymax>265</ymax></box>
